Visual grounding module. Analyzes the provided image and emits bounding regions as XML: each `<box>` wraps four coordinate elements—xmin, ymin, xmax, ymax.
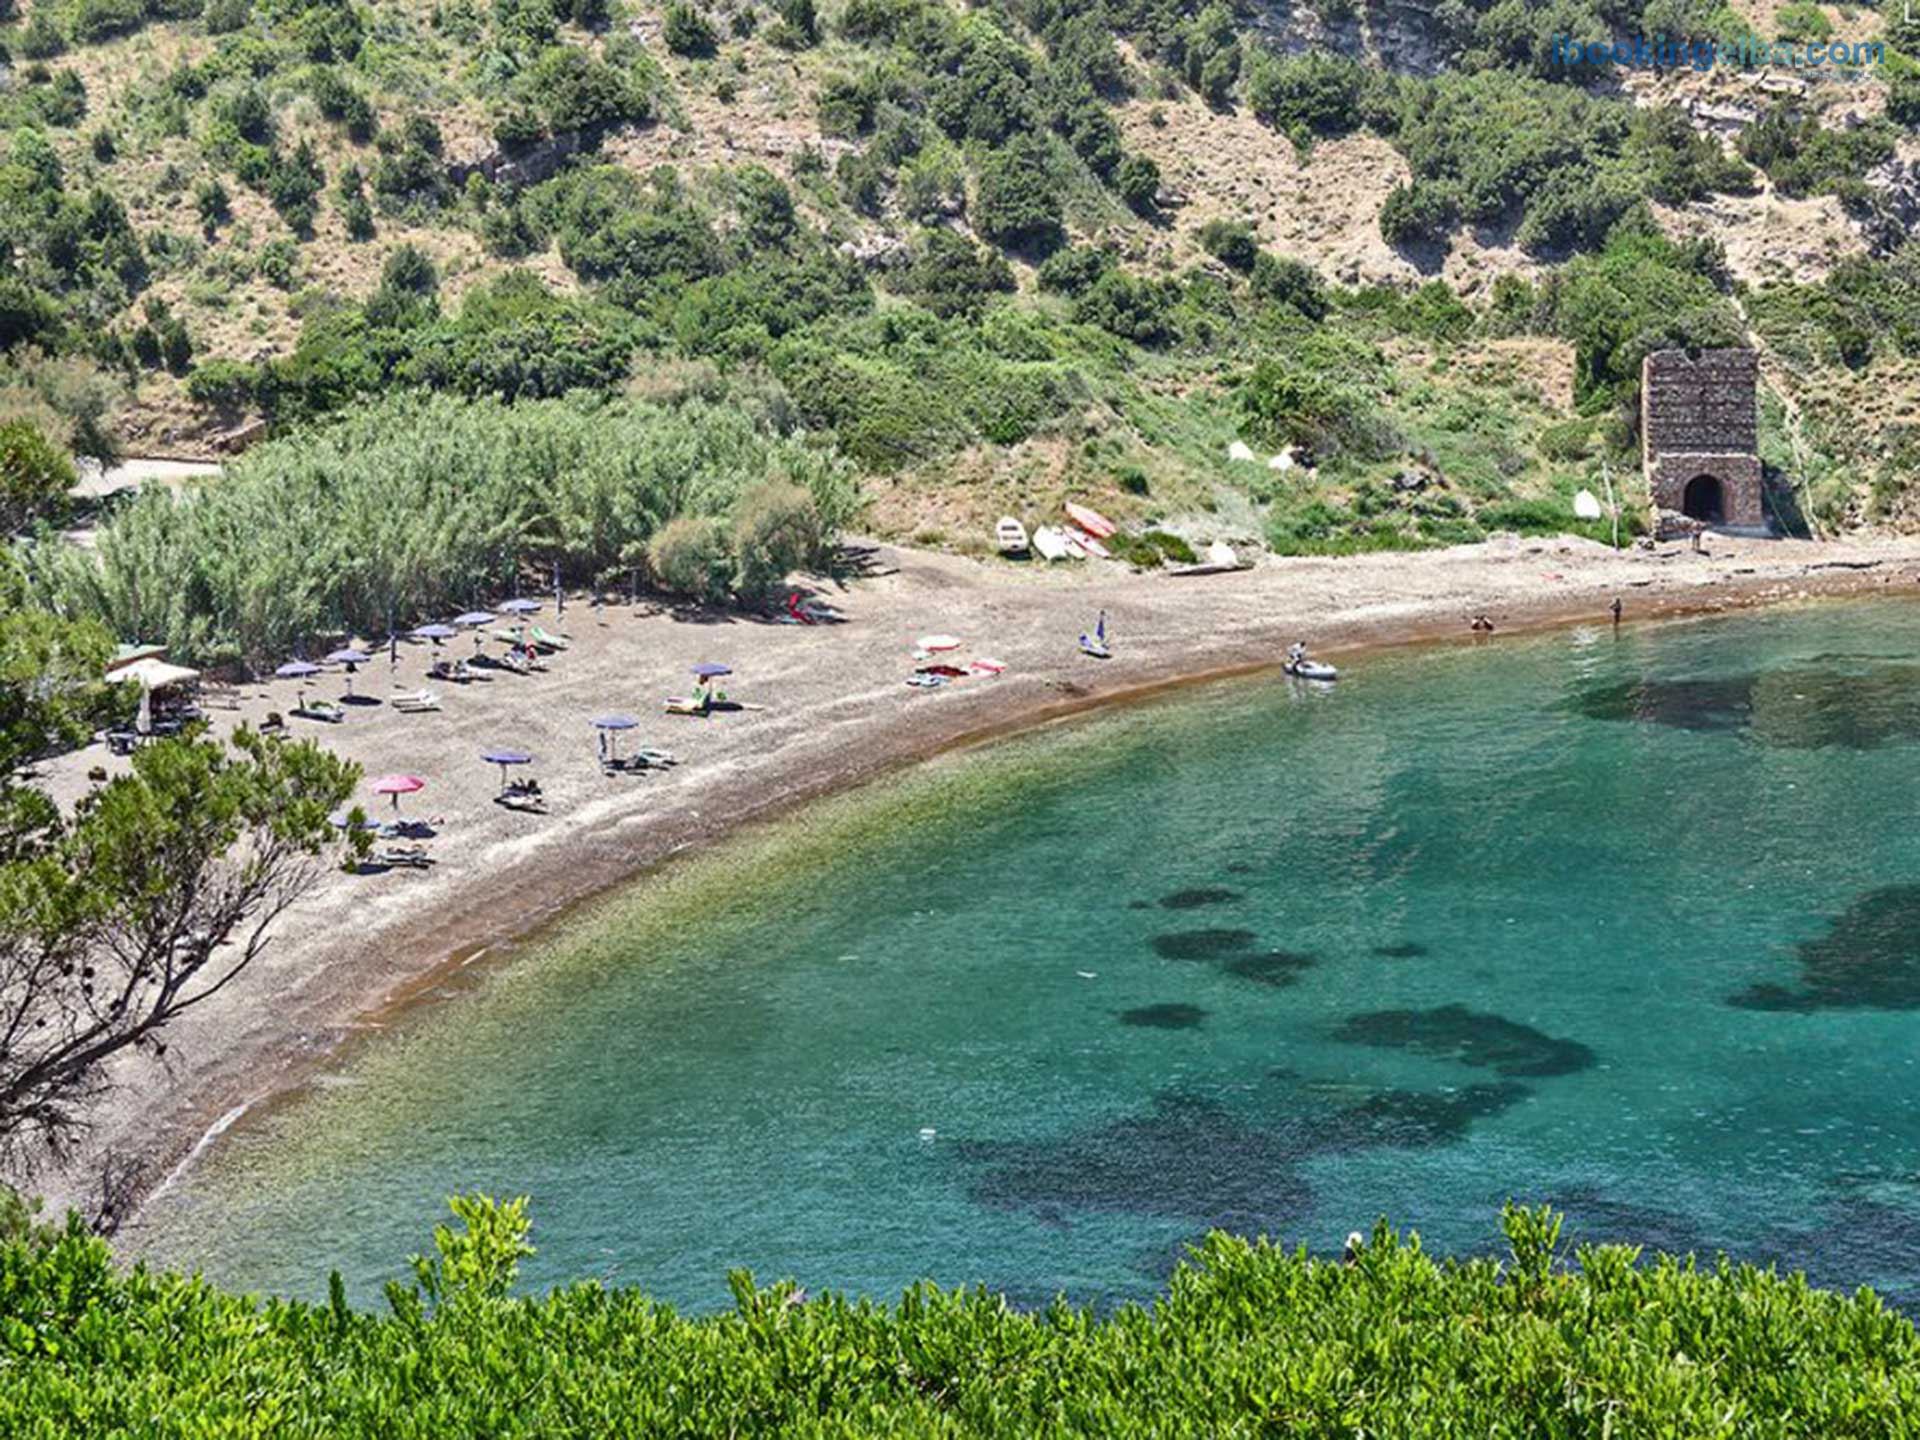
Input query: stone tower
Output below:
<box><xmin>1640</xmin><ymin>348</ymin><xmax>1766</xmax><ymax>533</ymax></box>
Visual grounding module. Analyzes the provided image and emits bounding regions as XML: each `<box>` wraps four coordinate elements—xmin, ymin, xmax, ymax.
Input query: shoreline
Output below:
<box><xmin>34</xmin><ymin>531</ymin><xmax>1920</xmax><ymax>1229</ymax></box>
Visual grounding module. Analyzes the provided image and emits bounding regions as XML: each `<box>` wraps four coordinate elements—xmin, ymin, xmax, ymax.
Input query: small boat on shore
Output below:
<box><xmin>996</xmin><ymin>516</ymin><xmax>1030</xmax><ymax>555</ymax></box>
<box><xmin>1032</xmin><ymin>526</ymin><xmax>1074</xmax><ymax>562</ymax></box>
<box><xmin>1284</xmin><ymin>659</ymin><xmax>1338</xmax><ymax>682</ymax></box>
<box><xmin>1068</xmin><ymin>528</ymin><xmax>1111</xmax><ymax>559</ymax></box>
<box><xmin>1064</xmin><ymin>502</ymin><xmax>1116</xmax><ymax>539</ymax></box>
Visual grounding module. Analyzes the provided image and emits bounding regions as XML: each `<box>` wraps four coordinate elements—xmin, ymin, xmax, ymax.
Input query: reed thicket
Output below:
<box><xmin>24</xmin><ymin>391</ymin><xmax>858</xmax><ymax>665</ymax></box>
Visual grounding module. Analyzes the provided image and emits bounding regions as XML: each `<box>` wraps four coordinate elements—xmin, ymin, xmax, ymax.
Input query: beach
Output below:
<box><xmin>32</xmin><ymin>530</ymin><xmax>1920</xmax><ymax>1223</ymax></box>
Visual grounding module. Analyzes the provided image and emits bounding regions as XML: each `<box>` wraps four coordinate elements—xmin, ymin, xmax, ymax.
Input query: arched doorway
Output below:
<box><xmin>1681</xmin><ymin>474</ymin><xmax>1725</xmax><ymax>524</ymax></box>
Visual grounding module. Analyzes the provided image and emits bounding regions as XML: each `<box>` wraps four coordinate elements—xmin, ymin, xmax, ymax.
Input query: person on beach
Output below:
<box><xmin>1288</xmin><ymin>641</ymin><xmax>1307</xmax><ymax>668</ymax></box>
<box><xmin>1611</xmin><ymin>597</ymin><xmax>1622</xmax><ymax>627</ymax></box>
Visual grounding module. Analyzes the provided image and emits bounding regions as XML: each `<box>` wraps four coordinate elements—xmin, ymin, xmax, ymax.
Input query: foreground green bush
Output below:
<box><xmin>3</xmin><ymin>1197</ymin><xmax>1915</xmax><ymax>1436</ymax></box>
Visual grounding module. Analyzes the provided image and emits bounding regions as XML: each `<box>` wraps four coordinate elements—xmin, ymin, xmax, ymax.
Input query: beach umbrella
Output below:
<box><xmin>453</xmin><ymin>611</ymin><xmax>495</xmax><ymax>652</ymax></box>
<box><xmin>369</xmin><ymin>773</ymin><xmax>425</xmax><ymax>813</ymax></box>
<box><xmin>327</xmin><ymin>647</ymin><xmax>371</xmax><ymax>697</ymax></box>
<box><xmin>916</xmin><ymin>634</ymin><xmax>962</xmax><ymax>653</ymax></box>
<box><xmin>593</xmin><ymin>713</ymin><xmax>638</xmax><ymax>765</ymax></box>
<box><xmin>481</xmin><ymin>748</ymin><xmax>533</xmax><ymax>793</ymax></box>
<box><xmin>276</xmin><ymin>660</ymin><xmax>321</xmax><ymax>712</ymax></box>
<box><xmin>500</xmin><ymin>598</ymin><xmax>541</xmax><ymax>615</ymax></box>
<box><xmin>691</xmin><ymin>662</ymin><xmax>732</xmax><ymax>678</ymax></box>
<box><xmin>412</xmin><ymin>623</ymin><xmax>458</xmax><ymax>644</ymax></box>
<box><xmin>328</xmin><ymin>808</ymin><xmax>379</xmax><ymax>832</ymax></box>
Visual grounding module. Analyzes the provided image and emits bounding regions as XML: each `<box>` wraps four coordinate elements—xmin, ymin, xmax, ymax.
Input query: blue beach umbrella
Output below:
<box><xmin>453</xmin><ymin>611</ymin><xmax>495</xmax><ymax>627</ymax></box>
<box><xmin>691</xmin><ymin>663</ymin><xmax>732</xmax><ymax>678</ymax></box>
<box><xmin>326</xmin><ymin>648</ymin><xmax>372</xmax><ymax>697</ymax></box>
<box><xmin>481</xmin><ymin>748</ymin><xmax>534</xmax><ymax>792</ymax></box>
<box><xmin>276</xmin><ymin>661</ymin><xmax>321</xmax><ymax>679</ymax></box>
<box><xmin>592</xmin><ymin>713</ymin><xmax>639</xmax><ymax>766</ymax></box>
<box><xmin>499</xmin><ymin>598</ymin><xmax>541</xmax><ymax>615</ymax></box>
<box><xmin>412</xmin><ymin>623</ymin><xmax>458</xmax><ymax>643</ymax></box>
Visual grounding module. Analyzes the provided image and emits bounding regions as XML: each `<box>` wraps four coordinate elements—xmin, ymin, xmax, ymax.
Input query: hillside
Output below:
<box><xmin>5</xmin><ymin>0</ymin><xmax>1920</xmax><ymax>556</ymax></box>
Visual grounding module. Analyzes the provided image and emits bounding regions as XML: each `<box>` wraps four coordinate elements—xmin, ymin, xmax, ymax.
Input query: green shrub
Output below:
<box><xmin>0</xmin><ymin>417</ymin><xmax>75</xmax><ymax>534</ymax></box>
<box><xmin>1114</xmin><ymin>153</ymin><xmax>1159</xmax><ymax>213</ymax></box>
<box><xmin>1197</xmin><ymin>219</ymin><xmax>1259</xmax><ymax>272</ymax></box>
<box><xmin>648</xmin><ymin>513</ymin><xmax>734</xmax><ymax>600</ymax></box>
<box><xmin>901</xmin><ymin>229</ymin><xmax>1013</xmax><ymax>320</ymax></box>
<box><xmin>728</xmin><ymin>479</ymin><xmax>825</xmax><ymax>596</ymax></box>
<box><xmin>4</xmin><ymin>1199</ymin><xmax>1914</xmax><ymax>1433</ymax></box>
<box><xmin>1774</xmin><ymin>0</ymin><xmax>1831</xmax><ymax>42</ymax></box>
<box><xmin>973</xmin><ymin>136</ymin><xmax>1063</xmax><ymax>251</ymax></box>
<box><xmin>185</xmin><ymin>358</ymin><xmax>258</xmax><ymax>409</ymax></box>
<box><xmin>1245</xmin><ymin>49</ymin><xmax>1368</xmax><ymax>135</ymax></box>
<box><xmin>1036</xmin><ymin>244</ymin><xmax>1112</xmax><ymax>297</ymax></box>
<box><xmin>663</xmin><ymin>2</ymin><xmax>717</xmax><ymax>56</ymax></box>
<box><xmin>1250</xmin><ymin>253</ymin><xmax>1326</xmax><ymax>319</ymax></box>
<box><xmin>203</xmin><ymin>0</ymin><xmax>250</xmax><ymax>32</ymax></box>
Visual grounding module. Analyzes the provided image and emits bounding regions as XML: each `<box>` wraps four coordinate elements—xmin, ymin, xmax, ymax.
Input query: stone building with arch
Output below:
<box><xmin>1640</xmin><ymin>348</ymin><xmax>1767</xmax><ymax>534</ymax></box>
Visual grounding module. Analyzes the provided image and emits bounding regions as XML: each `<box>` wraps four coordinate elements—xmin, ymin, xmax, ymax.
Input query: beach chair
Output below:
<box><xmin>530</xmin><ymin>625</ymin><xmax>570</xmax><ymax>651</ymax></box>
<box><xmin>296</xmin><ymin>700</ymin><xmax>346</xmax><ymax>723</ymax></box>
<box><xmin>392</xmin><ymin>689</ymin><xmax>441</xmax><ymax>713</ymax></box>
<box><xmin>372</xmin><ymin>843</ymin><xmax>432</xmax><ymax>869</ymax></box>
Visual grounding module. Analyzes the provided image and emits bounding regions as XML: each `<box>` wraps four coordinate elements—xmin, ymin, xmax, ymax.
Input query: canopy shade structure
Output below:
<box><xmin>107</xmin><ymin>658</ymin><xmax>201</xmax><ymax>690</ymax></box>
<box><xmin>275</xmin><ymin>661</ymin><xmax>321</xmax><ymax>679</ymax></box>
<box><xmin>690</xmin><ymin>662</ymin><xmax>732</xmax><ymax>678</ymax></box>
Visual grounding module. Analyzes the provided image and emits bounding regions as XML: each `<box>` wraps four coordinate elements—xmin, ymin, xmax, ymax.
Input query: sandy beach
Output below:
<box><xmin>31</xmin><ymin>530</ymin><xmax>1920</xmax><ymax>1223</ymax></box>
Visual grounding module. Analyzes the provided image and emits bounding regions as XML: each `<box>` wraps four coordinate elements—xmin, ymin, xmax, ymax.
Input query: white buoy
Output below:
<box><xmin>1573</xmin><ymin>488</ymin><xmax>1603</xmax><ymax>520</ymax></box>
<box><xmin>1228</xmin><ymin>440</ymin><xmax>1256</xmax><ymax>462</ymax></box>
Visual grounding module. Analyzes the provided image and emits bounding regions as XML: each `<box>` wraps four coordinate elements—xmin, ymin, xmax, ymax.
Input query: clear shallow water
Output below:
<box><xmin>140</xmin><ymin>601</ymin><xmax>1920</xmax><ymax>1310</ymax></box>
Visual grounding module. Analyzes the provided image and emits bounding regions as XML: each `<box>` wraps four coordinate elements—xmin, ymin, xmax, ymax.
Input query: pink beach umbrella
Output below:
<box><xmin>369</xmin><ymin>773</ymin><xmax>426</xmax><ymax>813</ymax></box>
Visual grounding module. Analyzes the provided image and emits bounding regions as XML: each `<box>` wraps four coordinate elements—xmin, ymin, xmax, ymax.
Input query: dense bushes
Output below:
<box><xmin>0</xmin><ymin>417</ymin><xmax>74</xmax><ymax>534</ymax></box>
<box><xmin>4</xmin><ymin>1197</ymin><xmax>1917</xmax><ymax>1435</ymax></box>
<box><xmin>23</xmin><ymin>392</ymin><xmax>858</xmax><ymax>663</ymax></box>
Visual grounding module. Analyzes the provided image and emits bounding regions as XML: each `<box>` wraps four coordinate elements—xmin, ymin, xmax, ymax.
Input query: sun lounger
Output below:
<box><xmin>391</xmin><ymin>689</ymin><xmax>441</xmax><ymax>713</ymax></box>
<box><xmin>530</xmin><ymin>626</ymin><xmax>570</xmax><ymax>651</ymax></box>
<box><xmin>295</xmin><ymin>701</ymin><xmax>346</xmax><ymax>723</ymax></box>
<box><xmin>371</xmin><ymin>844</ymin><xmax>432</xmax><ymax>869</ymax></box>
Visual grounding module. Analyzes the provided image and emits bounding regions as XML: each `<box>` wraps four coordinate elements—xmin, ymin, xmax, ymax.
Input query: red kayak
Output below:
<box><xmin>1064</xmin><ymin>502</ymin><xmax>1116</xmax><ymax>539</ymax></box>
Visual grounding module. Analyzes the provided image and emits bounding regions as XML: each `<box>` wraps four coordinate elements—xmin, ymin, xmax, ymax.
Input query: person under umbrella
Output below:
<box><xmin>690</xmin><ymin>662</ymin><xmax>731</xmax><ymax>715</ymax></box>
<box><xmin>481</xmin><ymin>748</ymin><xmax>540</xmax><ymax>807</ymax></box>
<box><xmin>593</xmin><ymin>714</ymin><xmax>638</xmax><ymax>770</ymax></box>
<box><xmin>327</xmin><ymin>647</ymin><xmax>371</xmax><ymax>698</ymax></box>
<box><xmin>276</xmin><ymin>659</ymin><xmax>321</xmax><ymax>713</ymax></box>
<box><xmin>453</xmin><ymin>612</ymin><xmax>494</xmax><ymax>655</ymax></box>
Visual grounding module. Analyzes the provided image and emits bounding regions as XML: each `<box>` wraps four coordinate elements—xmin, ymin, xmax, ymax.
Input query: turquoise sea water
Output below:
<box><xmin>139</xmin><ymin>601</ymin><xmax>1920</xmax><ymax>1311</ymax></box>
